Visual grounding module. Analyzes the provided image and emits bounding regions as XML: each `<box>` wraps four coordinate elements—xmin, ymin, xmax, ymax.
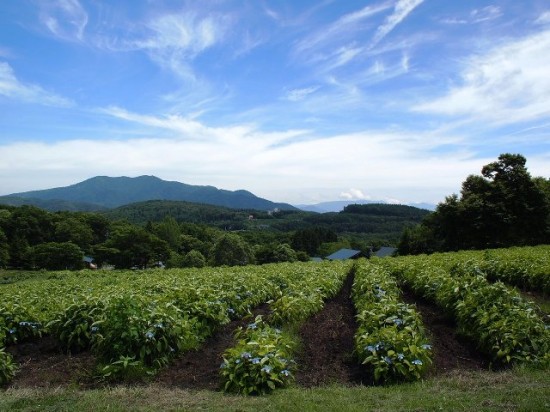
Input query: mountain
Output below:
<box><xmin>4</xmin><ymin>175</ymin><xmax>297</xmax><ymax>211</ymax></box>
<box><xmin>296</xmin><ymin>199</ymin><xmax>436</xmax><ymax>213</ymax></box>
<box><xmin>0</xmin><ymin>195</ymin><xmax>108</xmax><ymax>212</ymax></box>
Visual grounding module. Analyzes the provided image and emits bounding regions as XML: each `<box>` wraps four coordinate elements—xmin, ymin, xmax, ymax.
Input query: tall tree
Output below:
<box><xmin>154</xmin><ymin>216</ymin><xmax>181</xmax><ymax>250</ymax></box>
<box><xmin>31</xmin><ymin>242</ymin><xmax>84</xmax><ymax>270</ymax></box>
<box><xmin>99</xmin><ymin>222</ymin><xmax>170</xmax><ymax>269</ymax></box>
<box><xmin>209</xmin><ymin>233</ymin><xmax>255</xmax><ymax>266</ymax></box>
<box><xmin>0</xmin><ymin>228</ymin><xmax>9</xmax><ymax>268</ymax></box>
<box><xmin>398</xmin><ymin>154</ymin><xmax>549</xmax><ymax>254</ymax></box>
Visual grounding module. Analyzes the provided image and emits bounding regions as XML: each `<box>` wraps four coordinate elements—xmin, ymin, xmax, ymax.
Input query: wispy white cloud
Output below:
<box><xmin>469</xmin><ymin>6</ymin><xmax>502</xmax><ymax>23</ymax></box>
<box><xmin>293</xmin><ymin>2</ymin><xmax>391</xmax><ymax>63</ymax></box>
<box><xmin>285</xmin><ymin>86</ymin><xmax>320</xmax><ymax>102</ymax></box>
<box><xmin>0</xmin><ymin>62</ymin><xmax>73</xmax><ymax>107</ymax></box>
<box><xmin>264</xmin><ymin>7</ymin><xmax>280</xmax><ymax>22</ymax></box>
<box><xmin>0</xmin><ymin>103</ymin><xmax>498</xmax><ymax>204</ymax></box>
<box><xmin>414</xmin><ymin>30</ymin><xmax>550</xmax><ymax>125</ymax></box>
<box><xmin>371</xmin><ymin>0</ymin><xmax>424</xmax><ymax>47</ymax></box>
<box><xmin>439</xmin><ymin>5</ymin><xmax>502</xmax><ymax>25</ymax></box>
<box><xmin>39</xmin><ymin>0</ymin><xmax>88</xmax><ymax>41</ymax></box>
<box><xmin>133</xmin><ymin>11</ymin><xmax>228</xmax><ymax>81</ymax></box>
<box><xmin>326</xmin><ymin>44</ymin><xmax>364</xmax><ymax>70</ymax></box>
<box><xmin>136</xmin><ymin>13</ymin><xmax>224</xmax><ymax>57</ymax></box>
<box><xmin>535</xmin><ymin>11</ymin><xmax>550</xmax><ymax>25</ymax></box>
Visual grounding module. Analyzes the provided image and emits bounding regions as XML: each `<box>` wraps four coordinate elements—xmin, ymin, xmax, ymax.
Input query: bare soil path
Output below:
<box><xmin>293</xmin><ymin>273</ymin><xmax>369</xmax><ymax>387</ymax></box>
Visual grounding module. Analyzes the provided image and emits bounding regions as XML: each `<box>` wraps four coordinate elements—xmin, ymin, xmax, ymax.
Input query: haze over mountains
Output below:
<box><xmin>0</xmin><ymin>176</ymin><xmax>435</xmax><ymax>212</ymax></box>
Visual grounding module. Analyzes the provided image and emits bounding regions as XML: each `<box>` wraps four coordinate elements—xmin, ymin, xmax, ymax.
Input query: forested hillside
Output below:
<box><xmin>0</xmin><ymin>200</ymin><xmax>429</xmax><ymax>271</ymax></box>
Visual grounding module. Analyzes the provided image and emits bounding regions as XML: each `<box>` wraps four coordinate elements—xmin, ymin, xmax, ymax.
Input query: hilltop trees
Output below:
<box><xmin>210</xmin><ymin>233</ymin><xmax>255</xmax><ymax>266</ymax></box>
<box><xmin>95</xmin><ymin>222</ymin><xmax>171</xmax><ymax>269</ymax></box>
<box><xmin>398</xmin><ymin>154</ymin><xmax>550</xmax><ymax>254</ymax></box>
<box><xmin>32</xmin><ymin>242</ymin><xmax>84</xmax><ymax>270</ymax></box>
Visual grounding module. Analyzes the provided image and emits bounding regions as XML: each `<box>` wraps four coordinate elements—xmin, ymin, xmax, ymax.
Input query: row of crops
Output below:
<box><xmin>0</xmin><ymin>261</ymin><xmax>351</xmax><ymax>387</ymax></box>
<box><xmin>1</xmin><ymin>245</ymin><xmax>549</xmax><ymax>390</ymax></box>
<box><xmin>378</xmin><ymin>246</ymin><xmax>550</xmax><ymax>367</ymax></box>
<box><xmin>221</xmin><ymin>261</ymin><xmax>349</xmax><ymax>394</ymax></box>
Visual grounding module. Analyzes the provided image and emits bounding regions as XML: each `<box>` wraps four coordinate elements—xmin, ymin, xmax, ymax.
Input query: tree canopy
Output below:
<box><xmin>398</xmin><ymin>154</ymin><xmax>549</xmax><ymax>254</ymax></box>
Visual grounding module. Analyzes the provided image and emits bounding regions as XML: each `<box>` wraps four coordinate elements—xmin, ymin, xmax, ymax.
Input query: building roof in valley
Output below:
<box><xmin>326</xmin><ymin>248</ymin><xmax>362</xmax><ymax>260</ymax></box>
<box><xmin>374</xmin><ymin>247</ymin><xmax>397</xmax><ymax>258</ymax></box>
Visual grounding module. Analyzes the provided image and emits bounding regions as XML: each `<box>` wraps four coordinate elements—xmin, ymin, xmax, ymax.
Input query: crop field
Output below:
<box><xmin>1</xmin><ymin>246</ymin><xmax>549</xmax><ymax>411</ymax></box>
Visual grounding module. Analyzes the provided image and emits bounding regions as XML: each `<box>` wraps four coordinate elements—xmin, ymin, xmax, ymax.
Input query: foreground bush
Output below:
<box><xmin>220</xmin><ymin>316</ymin><xmax>296</xmax><ymax>395</ymax></box>
<box><xmin>353</xmin><ymin>260</ymin><xmax>432</xmax><ymax>383</ymax></box>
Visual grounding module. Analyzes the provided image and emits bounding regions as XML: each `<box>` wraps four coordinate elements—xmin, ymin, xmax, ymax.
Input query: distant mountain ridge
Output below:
<box><xmin>296</xmin><ymin>199</ymin><xmax>436</xmax><ymax>213</ymax></box>
<box><xmin>2</xmin><ymin>176</ymin><xmax>297</xmax><ymax>211</ymax></box>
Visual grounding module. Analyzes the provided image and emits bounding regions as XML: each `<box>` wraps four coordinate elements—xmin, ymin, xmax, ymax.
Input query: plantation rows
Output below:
<box><xmin>0</xmin><ymin>261</ymin><xmax>351</xmax><ymax>387</ymax></box>
<box><xmin>1</xmin><ymin>246</ymin><xmax>549</xmax><ymax>392</ymax></box>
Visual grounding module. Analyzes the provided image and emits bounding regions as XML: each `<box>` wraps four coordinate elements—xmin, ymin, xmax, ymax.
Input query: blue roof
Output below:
<box><xmin>326</xmin><ymin>248</ymin><xmax>361</xmax><ymax>260</ymax></box>
<box><xmin>83</xmin><ymin>256</ymin><xmax>94</xmax><ymax>263</ymax></box>
<box><xmin>374</xmin><ymin>247</ymin><xmax>397</xmax><ymax>258</ymax></box>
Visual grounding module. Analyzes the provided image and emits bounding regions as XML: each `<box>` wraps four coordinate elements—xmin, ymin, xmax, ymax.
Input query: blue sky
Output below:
<box><xmin>1</xmin><ymin>0</ymin><xmax>549</xmax><ymax>205</ymax></box>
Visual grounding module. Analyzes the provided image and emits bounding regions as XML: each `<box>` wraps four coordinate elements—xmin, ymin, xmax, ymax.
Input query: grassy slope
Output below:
<box><xmin>2</xmin><ymin>368</ymin><xmax>548</xmax><ymax>411</ymax></box>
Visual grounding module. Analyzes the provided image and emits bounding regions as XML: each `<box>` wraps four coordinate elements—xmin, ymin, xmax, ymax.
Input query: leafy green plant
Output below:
<box><xmin>268</xmin><ymin>261</ymin><xmax>348</xmax><ymax>326</ymax></box>
<box><xmin>92</xmin><ymin>295</ymin><xmax>202</xmax><ymax>376</ymax></box>
<box><xmin>220</xmin><ymin>316</ymin><xmax>296</xmax><ymax>395</ymax></box>
<box><xmin>353</xmin><ymin>260</ymin><xmax>432</xmax><ymax>383</ymax></box>
<box><xmin>47</xmin><ymin>298</ymin><xmax>105</xmax><ymax>353</ymax></box>
<box><xmin>0</xmin><ymin>347</ymin><xmax>17</xmax><ymax>385</ymax></box>
<box><xmin>385</xmin><ymin>251</ymin><xmax>550</xmax><ymax>367</ymax></box>
<box><xmin>269</xmin><ymin>291</ymin><xmax>323</xmax><ymax>326</ymax></box>
<box><xmin>455</xmin><ymin>281</ymin><xmax>550</xmax><ymax>366</ymax></box>
<box><xmin>0</xmin><ymin>302</ymin><xmax>42</xmax><ymax>345</ymax></box>
<box><xmin>97</xmin><ymin>355</ymin><xmax>153</xmax><ymax>382</ymax></box>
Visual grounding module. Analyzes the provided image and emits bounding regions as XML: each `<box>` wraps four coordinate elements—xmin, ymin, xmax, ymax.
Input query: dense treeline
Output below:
<box><xmin>398</xmin><ymin>154</ymin><xmax>550</xmax><ymax>255</ymax></box>
<box><xmin>103</xmin><ymin>200</ymin><xmax>429</xmax><ymax>245</ymax></box>
<box><xmin>342</xmin><ymin>203</ymin><xmax>429</xmax><ymax>218</ymax></box>
<box><xmin>0</xmin><ymin>198</ymin><xmax>423</xmax><ymax>270</ymax></box>
<box><xmin>0</xmin><ymin>207</ymin><xmax>326</xmax><ymax>270</ymax></box>
<box><xmin>0</xmin><ymin>205</ymin><xmax>278</xmax><ymax>269</ymax></box>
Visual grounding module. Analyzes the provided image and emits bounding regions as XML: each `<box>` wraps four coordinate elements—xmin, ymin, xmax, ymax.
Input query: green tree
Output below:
<box><xmin>179</xmin><ymin>234</ymin><xmax>208</xmax><ymax>255</ymax></box>
<box><xmin>291</xmin><ymin>227</ymin><xmax>338</xmax><ymax>255</ymax></box>
<box><xmin>0</xmin><ymin>228</ymin><xmax>9</xmax><ymax>268</ymax></box>
<box><xmin>182</xmin><ymin>250</ymin><xmax>206</xmax><ymax>268</ymax></box>
<box><xmin>8</xmin><ymin>231</ymin><xmax>31</xmax><ymax>268</ymax></box>
<box><xmin>398</xmin><ymin>154</ymin><xmax>549</xmax><ymax>254</ymax></box>
<box><xmin>6</xmin><ymin>205</ymin><xmax>54</xmax><ymax>246</ymax></box>
<box><xmin>210</xmin><ymin>233</ymin><xmax>254</xmax><ymax>266</ymax></box>
<box><xmin>82</xmin><ymin>213</ymin><xmax>111</xmax><ymax>244</ymax></box>
<box><xmin>53</xmin><ymin>217</ymin><xmax>94</xmax><ymax>250</ymax></box>
<box><xmin>154</xmin><ymin>216</ymin><xmax>181</xmax><ymax>250</ymax></box>
<box><xmin>481</xmin><ymin>154</ymin><xmax>548</xmax><ymax>245</ymax></box>
<box><xmin>32</xmin><ymin>242</ymin><xmax>83</xmax><ymax>270</ymax></box>
<box><xmin>396</xmin><ymin>225</ymin><xmax>438</xmax><ymax>255</ymax></box>
<box><xmin>100</xmin><ymin>223</ymin><xmax>170</xmax><ymax>269</ymax></box>
<box><xmin>255</xmin><ymin>243</ymin><xmax>297</xmax><ymax>264</ymax></box>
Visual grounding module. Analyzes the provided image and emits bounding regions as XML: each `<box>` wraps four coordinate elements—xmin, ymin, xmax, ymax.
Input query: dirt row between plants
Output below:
<box><xmin>293</xmin><ymin>273</ymin><xmax>488</xmax><ymax>388</ymax></box>
<box><xmin>399</xmin><ymin>288</ymin><xmax>488</xmax><ymax>375</ymax></box>
<box><xmin>6</xmin><ymin>275</ymin><xmax>491</xmax><ymax>390</ymax></box>
<box><xmin>294</xmin><ymin>272</ymin><xmax>368</xmax><ymax>386</ymax></box>
<box><xmin>154</xmin><ymin>304</ymin><xmax>271</xmax><ymax>390</ymax></box>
